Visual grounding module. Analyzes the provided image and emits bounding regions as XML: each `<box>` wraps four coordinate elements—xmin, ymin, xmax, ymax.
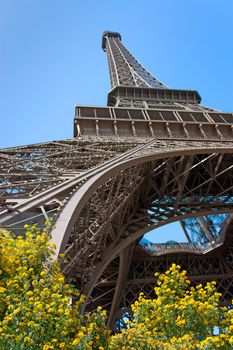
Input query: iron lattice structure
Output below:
<box><xmin>1</xmin><ymin>31</ymin><xmax>233</xmax><ymax>328</ymax></box>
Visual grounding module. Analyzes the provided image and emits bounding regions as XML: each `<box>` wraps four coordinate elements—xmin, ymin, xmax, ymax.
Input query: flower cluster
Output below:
<box><xmin>0</xmin><ymin>224</ymin><xmax>109</xmax><ymax>350</ymax></box>
<box><xmin>0</xmin><ymin>223</ymin><xmax>232</xmax><ymax>350</ymax></box>
<box><xmin>109</xmin><ymin>264</ymin><xmax>233</xmax><ymax>349</ymax></box>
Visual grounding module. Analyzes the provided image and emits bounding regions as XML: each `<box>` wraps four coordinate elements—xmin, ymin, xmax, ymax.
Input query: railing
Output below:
<box><xmin>140</xmin><ymin>239</ymin><xmax>224</xmax><ymax>256</ymax></box>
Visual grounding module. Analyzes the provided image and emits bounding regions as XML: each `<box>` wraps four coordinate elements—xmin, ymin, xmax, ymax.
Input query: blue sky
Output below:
<box><xmin>1</xmin><ymin>0</ymin><xmax>233</xmax><ymax>242</ymax></box>
<box><xmin>1</xmin><ymin>0</ymin><xmax>233</xmax><ymax>148</ymax></box>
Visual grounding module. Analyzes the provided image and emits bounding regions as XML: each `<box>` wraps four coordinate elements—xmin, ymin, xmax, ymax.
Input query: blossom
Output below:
<box><xmin>109</xmin><ymin>264</ymin><xmax>233</xmax><ymax>349</ymax></box>
<box><xmin>0</xmin><ymin>224</ymin><xmax>109</xmax><ymax>349</ymax></box>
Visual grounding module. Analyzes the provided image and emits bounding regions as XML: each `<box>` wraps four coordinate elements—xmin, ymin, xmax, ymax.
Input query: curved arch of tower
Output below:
<box><xmin>1</xmin><ymin>32</ymin><xmax>233</xmax><ymax>328</ymax></box>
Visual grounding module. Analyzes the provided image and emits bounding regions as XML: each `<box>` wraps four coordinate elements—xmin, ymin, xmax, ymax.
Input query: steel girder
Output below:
<box><xmin>56</xmin><ymin>142</ymin><xmax>233</xmax><ymax>327</ymax></box>
<box><xmin>2</xmin><ymin>138</ymin><xmax>233</xmax><ymax>325</ymax></box>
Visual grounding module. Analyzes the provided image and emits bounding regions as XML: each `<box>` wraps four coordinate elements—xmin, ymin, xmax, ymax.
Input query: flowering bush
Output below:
<box><xmin>109</xmin><ymin>264</ymin><xmax>233</xmax><ymax>349</ymax></box>
<box><xmin>0</xmin><ymin>224</ymin><xmax>109</xmax><ymax>350</ymax></box>
<box><xmin>0</xmin><ymin>223</ymin><xmax>232</xmax><ymax>350</ymax></box>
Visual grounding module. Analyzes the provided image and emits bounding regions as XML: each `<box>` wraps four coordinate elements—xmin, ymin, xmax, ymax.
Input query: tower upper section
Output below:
<box><xmin>102</xmin><ymin>31</ymin><xmax>201</xmax><ymax>108</ymax></box>
<box><xmin>73</xmin><ymin>32</ymin><xmax>233</xmax><ymax>142</ymax></box>
<box><xmin>102</xmin><ymin>31</ymin><xmax>167</xmax><ymax>89</ymax></box>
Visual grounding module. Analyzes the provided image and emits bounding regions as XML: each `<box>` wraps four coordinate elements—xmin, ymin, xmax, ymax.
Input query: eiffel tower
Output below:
<box><xmin>1</xmin><ymin>32</ymin><xmax>233</xmax><ymax>329</ymax></box>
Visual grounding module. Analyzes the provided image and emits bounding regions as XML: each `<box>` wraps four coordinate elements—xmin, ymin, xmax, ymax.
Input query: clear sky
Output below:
<box><xmin>1</xmin><ymin>0</ymin><xmax>233</xmax><ymax>148</ymax></box>
<box><xmin>1</xmin><ymin>0</ymin><xmax>233</xmax><ymax>242</ymax></box>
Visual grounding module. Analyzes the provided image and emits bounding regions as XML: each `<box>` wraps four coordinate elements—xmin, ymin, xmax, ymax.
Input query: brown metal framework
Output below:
<box><xmin>1</xmin><ymin>31</ymin><xmax>233</xmax><ymax>329</ymax></box>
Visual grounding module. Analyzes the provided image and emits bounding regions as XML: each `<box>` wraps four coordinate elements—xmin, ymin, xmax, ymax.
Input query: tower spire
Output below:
<box><xmin>102</xmin><ymin>31</ymin><xmax>167</xmax><ymax>89</ymax></box>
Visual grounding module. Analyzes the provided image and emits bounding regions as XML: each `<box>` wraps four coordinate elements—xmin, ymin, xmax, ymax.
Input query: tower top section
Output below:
<box><xmin>102</xmin><ymin>31</ymin><xmax>122</xmax><ymax>51</ymax></box>
<box><xmin>102</xmin><ymin>31</ymin><xmax>167</xmax><ymax>90</ymax></box>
